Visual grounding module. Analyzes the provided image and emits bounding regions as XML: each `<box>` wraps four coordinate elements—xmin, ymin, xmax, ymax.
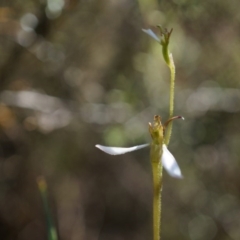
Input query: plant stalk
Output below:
<box><xmin>164</xmin><ymin>53</ymin><xmax>175</xmax><ymax>146</ymax></box>
<box><xmin>152</xmin><ymin>161</ymin><xmax>163</xmax><ymax>240</ymax></box>
<box><xmin>151</xmin><ymin>144</ymin><xmax>163</xmax><ymax>240</ymax></box>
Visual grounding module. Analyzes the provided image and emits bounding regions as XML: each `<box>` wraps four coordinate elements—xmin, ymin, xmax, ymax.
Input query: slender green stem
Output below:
<box><xmin>152</xmin><ymin>161</ymin><xmax>163</xmax><ymax>240</ymax></box>
<box><xmin>148</xmin><ymin>27</ymin><xmax>176</xmax><ymax>240</ymax></box>
<box><xmin>157</xmin><ymin>27</ymin><xmax>175</xmax><ymax>146</ymax></box>
<box><xmin>164</xmin><ymin>53</ymin><xmax>175</xmax><ymax>146</ymax></box>
<box><xmin>150</xmin><ymin>143</ymin><xmax>163</xmax><ymax>240</ymax></box>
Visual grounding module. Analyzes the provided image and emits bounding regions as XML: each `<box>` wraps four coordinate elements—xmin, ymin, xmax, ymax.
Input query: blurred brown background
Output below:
<box><xmin>0</xmin><ymin>0</ymin><xmax>240</xmax><ymax>239</ymax></box>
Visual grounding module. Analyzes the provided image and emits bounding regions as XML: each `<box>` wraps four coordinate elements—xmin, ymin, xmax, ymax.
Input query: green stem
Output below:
<box><xmin>164</xmin><ymin>53</ymin><xmax>175</xmax><ymax>146</ymax></box>
<box><xmin>151</xmin><ymin>144</ymin><xmax>163</xmax><ymax>240</ymax></box>
<box><xmin>152</xmin><ymin>162</ymin><xmax>163</xmax><ymax>240</ymax></box>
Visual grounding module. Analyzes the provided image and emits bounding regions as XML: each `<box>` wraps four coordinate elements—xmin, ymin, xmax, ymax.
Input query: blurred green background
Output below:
<box><xmin>0</xmin><ymin>0</ymin><xmax>240</xmax><ymax>239</ymax></box>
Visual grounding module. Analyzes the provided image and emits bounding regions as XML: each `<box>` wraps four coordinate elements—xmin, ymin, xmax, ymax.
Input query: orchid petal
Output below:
<box><xmin>142</xmin><ymin>29</ymin><xmax>160</xmax><ymax>42</ymax></box>
<box><xmin>95</xmin><ymin>143</ymin><xmax>149</xmax><ymax>155</ymax></box>
<box><xmin>162</xmin><ymin>144</ymin><xmax>183</xmax><ymax>178</ymax></box>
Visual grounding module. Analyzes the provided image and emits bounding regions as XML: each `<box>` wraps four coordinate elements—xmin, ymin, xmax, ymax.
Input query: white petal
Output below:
<box><xmin>162</xmin><ymin>144</ymin><xmax>183</xmax><ymax>178</ymax></box>
<box><xmin>142</xmin><ymin>29</ymin><xmax>160</xmax><ymax>42</ymax></box>
<box><xmin>95</xmin><ymin>144</ymin><xmax>149</xmax><ymax>155</ymax></box>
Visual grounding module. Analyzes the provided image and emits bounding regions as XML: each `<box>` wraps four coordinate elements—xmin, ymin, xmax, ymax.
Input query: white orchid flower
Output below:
<box><xmin>96</xmin><ymin>143</ymin><xmax>182</xmax><ymax>178</ymax></box>
<box><xmin>142</xmin><ymin>29</ymin><xmax>160</xmax><ymax>42</ymax></box>
<box><xmin>96</xmin><ymin>115</ymin><xmax>184</xmax><ymax>179</ymax></box>
<box><xmin>142</xmin><ymin>27</ymin><xmax>173</xmax><ymax>46</ymax></box>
